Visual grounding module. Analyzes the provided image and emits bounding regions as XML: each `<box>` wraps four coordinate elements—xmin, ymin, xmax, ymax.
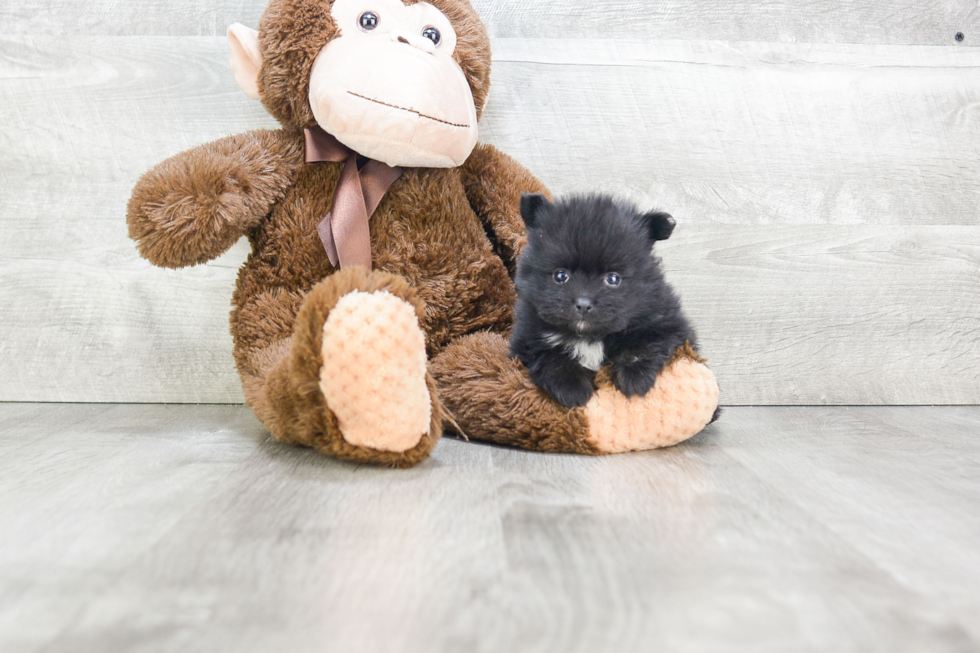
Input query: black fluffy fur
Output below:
<box><xmin>510</xmin><ymin>193</ymin><xmax>697</xmax><ymax>409</ymax></box>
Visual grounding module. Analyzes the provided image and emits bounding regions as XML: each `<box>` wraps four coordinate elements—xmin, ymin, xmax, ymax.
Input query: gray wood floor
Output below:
<box><xmin>1</xmin><ymin>404</ymin><xmax>979</xmax><ymax>652</ymax></box>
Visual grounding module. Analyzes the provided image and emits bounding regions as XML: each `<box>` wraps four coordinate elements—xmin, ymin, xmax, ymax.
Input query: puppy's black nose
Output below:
<box><xmin>574</xmin><ymin>297</ymin><xmax>593</xmax><ymax>314</ymax></box>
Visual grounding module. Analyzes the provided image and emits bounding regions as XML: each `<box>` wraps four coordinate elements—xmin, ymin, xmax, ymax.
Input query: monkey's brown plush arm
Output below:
<box><xmin>127</xmin><ymin>129</ymin><xmax>304</xmax><ymax>268</ymax></box>
<box><xmin>460</xmin><ymin>143</ymin><xmax>550</xmax><ymax>271</ymax></box>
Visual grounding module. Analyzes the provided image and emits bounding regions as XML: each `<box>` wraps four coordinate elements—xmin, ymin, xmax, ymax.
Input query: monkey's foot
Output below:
<box><xmin>320</xmin><ymin>289</ymin><xmax>433</xmax><ymax>453</ymax></box>
<box><xmin>584</xmin><ymin>349</ymin><xmax>719</xmax><ymax>453</ymax></box>
<box><xmin>246</xmin><ymin>267</ymin><xmax>442</xmax><ymax>468</ymax></box>
<box><xmin>430</xmin><ymin>333</ymin><xmax>718</xmax><ymax>454</ymax></box>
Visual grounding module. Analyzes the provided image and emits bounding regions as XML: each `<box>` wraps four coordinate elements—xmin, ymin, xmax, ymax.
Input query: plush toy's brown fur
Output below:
<box><xmin>127</xmin><ymin>0</ymin><xmax>718</xmax><ymax>467</ymax></box>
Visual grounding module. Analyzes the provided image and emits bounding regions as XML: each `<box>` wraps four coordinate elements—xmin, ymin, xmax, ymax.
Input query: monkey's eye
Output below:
<box><xmin>358</xmin><ymin>11</ymin><xmax>379</xmax><ymax>31</ymax></box>
<box><xmin>422</xmin><ymin>26</ymin><xmax>441</xmax><ymax>46</ymax></box>
<box><xmin>553</xmin><ymin>269</ymin><xmax>570</xmax><ymax>284</ymax></box>
<box><xmin>604</xmin><ymin>273</ymin><xmax>622</xmax><ymax>287</ymax></box>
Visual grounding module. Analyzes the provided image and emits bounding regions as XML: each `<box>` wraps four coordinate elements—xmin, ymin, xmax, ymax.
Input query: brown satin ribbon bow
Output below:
<box><xmin>304</xmin><ymin>125</ymin><xmax>402</xmax><ymax>269</ymax></box>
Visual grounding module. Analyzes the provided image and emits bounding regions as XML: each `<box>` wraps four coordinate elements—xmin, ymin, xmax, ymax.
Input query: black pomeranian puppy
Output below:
<box><xmin>510</xmin><ymin>193</ymin><xmax>696</xmax><ymax>409</ymax></box>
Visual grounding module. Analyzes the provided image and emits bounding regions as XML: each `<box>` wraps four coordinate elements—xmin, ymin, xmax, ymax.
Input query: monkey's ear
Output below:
<box><xmin>641</xmin><ymin>211</ymin><xmax>676</xmax><ymax>241</ymax></box>
<box><xmin>228</xmin><ymin>24</ymin><xmax>262</xmax><ymax>100</ymax></box>
<box><xmin>520</xmin><ymin>193</ymin><xmax>551</xmax><ymax>229</ymax></box>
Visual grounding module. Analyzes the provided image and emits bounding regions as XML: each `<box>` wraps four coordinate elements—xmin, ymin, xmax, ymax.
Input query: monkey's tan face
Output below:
<box><xmin>227</xmin><ymin>0</ymin><xmax>480</xmax><ymax>167</ymax></box>
<box><xmin>307</xmin><ymin>0</ymin><xmax>478</xmax><ymax>168</ymax></box>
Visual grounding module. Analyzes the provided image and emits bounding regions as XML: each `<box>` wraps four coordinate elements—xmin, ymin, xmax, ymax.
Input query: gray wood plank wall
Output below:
<box><xmin>2</xmin><ymin>0</ymin><xmax>976</xmax><ymax>45</ymax></box>
<box><xmin>1</xmin><ymin>3</ymin><xmax>978</xmax><ymax>404</ymax></box>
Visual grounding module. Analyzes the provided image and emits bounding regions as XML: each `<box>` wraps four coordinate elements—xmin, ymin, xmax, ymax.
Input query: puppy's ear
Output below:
<box><xmin>641</xmin><ymin>211</ymin><xmax>676</xmax><ymax>241</ymax></box>
<box><xmin>520</xmin><ymin>193</ymin><xmax>551</xmax><ymax>229</ymax></box>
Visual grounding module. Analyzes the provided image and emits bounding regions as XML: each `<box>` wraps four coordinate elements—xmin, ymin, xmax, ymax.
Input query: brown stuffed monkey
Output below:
<box><xmin>127</xmin><ymin>0</ymin><xmax>719</xmax><ymax>468</ymax></box>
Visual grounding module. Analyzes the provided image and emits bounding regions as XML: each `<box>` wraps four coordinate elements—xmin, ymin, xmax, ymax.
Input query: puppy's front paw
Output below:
<box><xmin>612</xmin><ymin>360</ymin><xmax>661</xmax><ymax>398</ymax></box>
<box><xmin>531</xmin><ymin>369</ymin><xmax>595</xmax><ymax>409</ymax></box>
<box><xmin>547</xmin><ymin>377</ymin><xmax>596</xmax><ymax>409</ymax></box>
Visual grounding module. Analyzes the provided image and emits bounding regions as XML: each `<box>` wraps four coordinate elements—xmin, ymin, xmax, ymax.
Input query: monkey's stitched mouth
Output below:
<box><xmin>347</xmin><ymin>91</ymin><xmax>469</xmax><ymax>129</ymax></box>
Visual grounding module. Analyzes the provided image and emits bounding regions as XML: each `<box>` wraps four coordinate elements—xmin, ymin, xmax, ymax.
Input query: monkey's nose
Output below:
<box><xmin>574</xmin><ymin>298</ymin><xmax>593</xmax><ymax>314</ymax></box>
<box><xmin>390</xmin><ymin>31</ymin><xmax>436</xmax><ymax>54</ymax></box>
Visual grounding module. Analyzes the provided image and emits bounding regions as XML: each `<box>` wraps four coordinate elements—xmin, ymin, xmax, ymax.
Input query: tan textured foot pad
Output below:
<box><xmin>584</xmin><ymin>359</ymin><xmax>720</xmax><ymax>453</ymax></box>
<box><xmin>319</xmin><ymin>290</ymin><xmax>431</xmax><ymax>453</ymax></box>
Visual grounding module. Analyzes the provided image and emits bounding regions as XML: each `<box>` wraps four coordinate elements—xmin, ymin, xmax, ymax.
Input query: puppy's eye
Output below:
<box><xmin>604</xmin><ymin>273</ymin><xmax>622</xmax><ymax>287</ymax></box>
<box><xmin>358</xmin><ymin>11</ymin><xmax>380</xmax><ymax>31</ymax></box>
<box><xmin>553</xmin><ymin>269</ymin><xmax>570</xmax><ymax>284</ymax></box>
<box><xmin>422</xmin><ymin>26</ymin><xmax>441</xmax><ymax>46</ymax></box>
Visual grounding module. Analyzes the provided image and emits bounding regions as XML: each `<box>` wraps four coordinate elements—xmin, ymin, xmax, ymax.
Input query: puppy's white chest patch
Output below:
<box><xmin>570</xmin><ymin>339</ymin><xmax>606</xmax><ymax>371</ymax></box>
<box><xmin>545</xmin><ymin>333</ymin><xmax>606</xmax><ymax>371</ymax></box>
